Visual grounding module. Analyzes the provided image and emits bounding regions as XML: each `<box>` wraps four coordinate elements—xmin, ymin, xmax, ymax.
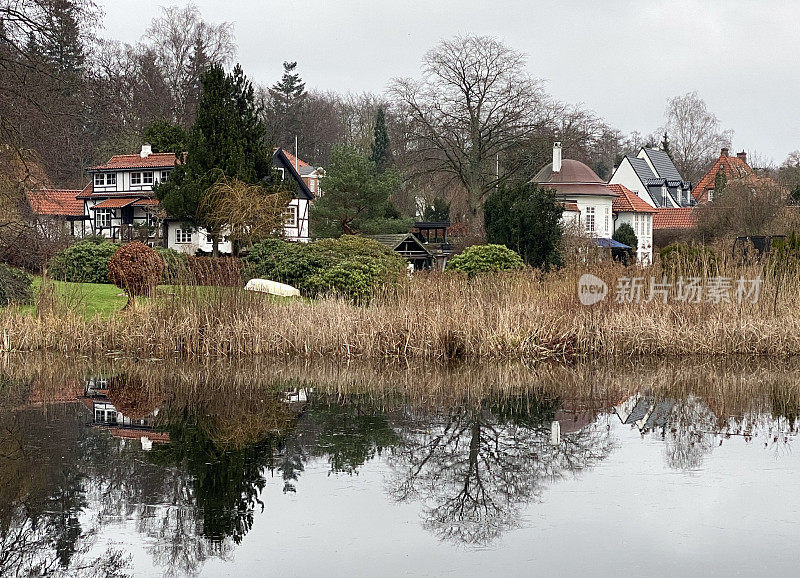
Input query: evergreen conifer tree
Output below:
<box><xmin>155</xmin><ymin>64</ymin><xmax>275</xmax><ymax>255</ymax></box>
<box><xmin>370</xmin><ymin>107</ymin><xmax>392</xmax><ymax>173</ymax></box>
<box><xmin>268</xmin><ymin>61</ymin><xmax>307</xmax><ymax>148</ymax></box>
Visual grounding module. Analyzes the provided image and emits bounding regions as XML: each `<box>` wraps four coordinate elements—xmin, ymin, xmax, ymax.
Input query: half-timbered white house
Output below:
<box><xmin>74</xmin><ymin>144</ymin><xmax>314</xmax><ymax>253</ymax></box>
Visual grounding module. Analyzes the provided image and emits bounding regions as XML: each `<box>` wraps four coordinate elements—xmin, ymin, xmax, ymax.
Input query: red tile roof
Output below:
<box><xmin>609</xmin><ymin>184</ymin><xmax>657</xmax><ymax>213</ymax></box>
<box><xmin>131</xmin><ymin>198</ymin><xmax>160</xmax><ymax>206</ymax></box>
<box><xmin>91</xmin><ymin>197</ymin><xmax>138</xmax><ymax>209</ymax></box>
<box><xmin>653</xmin><ymin>207</ymin><xmax>696</xmax><ymax>230</ymax></box>
<box><xmin>90</xmin><ymin>152</ymin><xmax>180</xmax><ymax>171</ymax></box>
<box><xmin>692</xmin><ymin>149</ymin><xmax>753</xmax><ymax>203</ymax></box>
<box><xmin>27</xmin><ymin>189</ymin><xmax>84</xmax><ymax>217</ymax></box>
<box><xmin>76</xmin><ymin>182</ymin><xmax>94</xmax><ymax>199</ymax></box>
<box><xmin>276</xmin><ymin>148</ymin><xmax>310</xmax><ymax>168</ymax></box>
<box><xmin>562</xmin><ymin>202</ymin><xmax>580</xmax><ymax>212</ymax></box>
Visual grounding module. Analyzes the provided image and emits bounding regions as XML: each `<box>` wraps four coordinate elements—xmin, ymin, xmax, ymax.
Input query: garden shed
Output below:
<box><xmin>367</xmin><ymin>234</ymin><xmax>433</xmax><ymax>270</ymax></box>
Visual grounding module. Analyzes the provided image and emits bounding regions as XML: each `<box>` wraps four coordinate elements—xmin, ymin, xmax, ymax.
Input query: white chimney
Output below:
<box><xmin>140</xmin><ymin>143</ymin><xmax>152</xmax><ymax>158</ymax></box>
<box><xmin>553</xmin><ymin>142</ymin><xmax>562</xmax><ymax>173</ymax></box>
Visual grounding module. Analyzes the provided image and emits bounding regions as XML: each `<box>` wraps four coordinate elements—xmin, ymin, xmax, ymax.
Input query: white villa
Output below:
<box><xmin>67</xmin><ymin>144</ymin><xmax>314</xmax><ymax>253</ymax></box>
<box><xmin>534</xmin><ymin>143</ymin><xmax>654</xmax><ymax>263</ymax></box>
<box><xmin>608</xmin><ymin>147</ymin><xmax>693</xmax><ymax>208</ymax></box>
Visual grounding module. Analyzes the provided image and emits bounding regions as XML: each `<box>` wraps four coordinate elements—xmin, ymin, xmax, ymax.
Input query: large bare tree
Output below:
<box><xmin>663</xmin><ymin>91</ymin><xmax>733</xmax><ymax>183</ymax></box>
<box><xmin>390</xmin><ymin>35</ymin><xmax>547</xmax><ymax>221</ymax></box>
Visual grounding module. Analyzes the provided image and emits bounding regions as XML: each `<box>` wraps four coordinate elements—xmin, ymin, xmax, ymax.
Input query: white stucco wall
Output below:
<box><xmin>559</xmin><ymin>195</ymin><xmax>615</xmax><ymax>238</ymax></box>
<box><xmin>609</xmin><ymin>159</ymin><xmax>656</xmax><ymax>208</ymax></box>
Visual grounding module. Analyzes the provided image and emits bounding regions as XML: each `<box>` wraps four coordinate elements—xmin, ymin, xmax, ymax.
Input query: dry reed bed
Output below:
<box><xmin>3</xmin><ymin>258</ymin><xmax>800</xmax><ymax>360</ymax></box>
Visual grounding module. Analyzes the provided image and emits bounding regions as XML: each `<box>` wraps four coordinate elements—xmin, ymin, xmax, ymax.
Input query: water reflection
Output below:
<box><xmin>387</xmin><ymin>398</ymin><xmax>613</xmax><ymax>545</ymax></box>
<box><xmin>1</xmin><ymin>356</ymin><xmax>800</xmax><ymax>575</ymax></box>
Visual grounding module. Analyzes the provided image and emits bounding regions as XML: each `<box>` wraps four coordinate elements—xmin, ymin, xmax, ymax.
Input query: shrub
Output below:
<box><xmin>446</xmin><ymin>244</ymin><xmax>525</xmax><ymax>276</ymax></box>
<box><xmin>0</xmin><ymin>264</ymin><xmax>33</xmax><ymax>306</ymax></box>
<box><xmin>154</xmin><ymin>247</ymin><xmax>190</xmax><ymax>284</ymax></box>
<box><xmin>48</xmin><ymin>238</ymin><xmax>119</xmax><ymax>283</ymax></box>
<box><xmin>187</xmin><ymin>256</ymin><xmax>243</xmax><ymax>286</ymax></box>
<box><xmin>244</xmin><ymin>235</ymin><xmax>407</xmax><ymax>299</ymax></box>
<box><xmin>108</xmin><ymin>243</ymin><xmax>164</xmax><ymax>302</ymax></box>
<box><xmin>612</xmin><ymin>223</ymin><xmax>638</xmax><ymax>264</ymax></box>
<box><xmin>659</xmin><ymin>243</ymin><xmax>717</xmax><ymax>277</ymax></box>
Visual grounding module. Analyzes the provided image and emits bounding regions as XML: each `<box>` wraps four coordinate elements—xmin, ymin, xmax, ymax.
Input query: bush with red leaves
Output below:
<box><xmin>108</xmin><ymin>242</ymin><xmax>164</xmax><ymax>301</ymax></box>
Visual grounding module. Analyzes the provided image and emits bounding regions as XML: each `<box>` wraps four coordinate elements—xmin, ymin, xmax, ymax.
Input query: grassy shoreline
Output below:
<box><xmin>3</xmin><ymin>256</ymin><xmax>800</xmax><ymax>360</ymax></box>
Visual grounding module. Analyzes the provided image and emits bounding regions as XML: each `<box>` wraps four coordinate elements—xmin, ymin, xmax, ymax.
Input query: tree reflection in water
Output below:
<box><xmin>387</xmin><ymin>396</ymin><xmax>614</xmax><ymax>545</ymax></box>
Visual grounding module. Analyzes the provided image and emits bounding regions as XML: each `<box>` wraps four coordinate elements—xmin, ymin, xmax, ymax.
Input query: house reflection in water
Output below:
<box><xmin>614</xmin><ymin>395</ymin><xmax>676</xmax><ymax>432</ymax></box>
<box><xmin>81</xmin><ymin>376</ymin><xmax>169</xmax><ymax>449</ymax></box>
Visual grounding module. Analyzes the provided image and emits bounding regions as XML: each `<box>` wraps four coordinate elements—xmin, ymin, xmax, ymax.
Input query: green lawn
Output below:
<box><xmin>30</xmin><ymin>277</ymin><xmax>128</xmax><ymax>319</ymax></box>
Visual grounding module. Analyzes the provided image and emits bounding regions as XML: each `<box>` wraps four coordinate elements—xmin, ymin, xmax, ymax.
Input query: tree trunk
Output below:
<box><xmin>212</xmin><ymin>235</ymin><xmax>219</xmax><ymax>258</ymax></box>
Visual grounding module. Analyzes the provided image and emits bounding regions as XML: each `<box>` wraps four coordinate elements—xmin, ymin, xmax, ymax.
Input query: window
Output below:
<box><xmin>142</xmin><ymin>171</ymin><xmax>154</xmax><ymax>185</ymax></box>
<box><xmin>708</xmin><ymin>190</ymin><xmax>714</xmax><ymax>202</ymax></box>
<box><xmin>175</xmin><ymin>228</ymin><xmax>192</xmax><ymax>244</ymax></box>
<box><xmin>647</xmin><ymin>216</ymin><xmax>651</xmax><ymax>237</ymax></box>
<box><xmin>95</xmin><ymin>209</ymin><xmax>113</xmax><ymax>228</ymax></box>
<box><xmin>131</xmin><ymin>172</ymin><xmax>141</xmax><ymax>185</ymax></box>
<box><xmin>94</xmin><ymin>173</ymin><xmax>104</xmax><ymax>187</ymax></box>
<box><xmin>309</xmin><ymin>179</ymin><xmax>316</xmax><ymax>192</ymax></box>
<box><xmin>604</xmin><ymin>207</ymin><xmax>610</xmax><ymax>235</ymax></box>
<box><xmin>584</xmin><ymin>206</ymin><xmax>595</xmax><ymax>234</ymax></box>
<box><xmin>107</xmin><ymin>172</ymin><xmax>116</xmax><ymax>185</ymax></box>
<box><xmin>635</xmin><ymin>214</ymin><xmax>640</xmax><ymax>238</ymax></box>
<box><xmin>160</xmin><ymin>170</ymin><xmax>170</xmax><ymax>183</ymax></box>
<box><xmin>284</xmin><ymin>206</ymin><xmax>298</xmax><ymax>228</ymax></box>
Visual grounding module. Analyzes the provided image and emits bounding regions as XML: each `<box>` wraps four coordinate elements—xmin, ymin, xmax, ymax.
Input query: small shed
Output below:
<box><xmin>367</xmin><ymin>233</ymin><xmax>433</xmax><ymax>270</ymax></box>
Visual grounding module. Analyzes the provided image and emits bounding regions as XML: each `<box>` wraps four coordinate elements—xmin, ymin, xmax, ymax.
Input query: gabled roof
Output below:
<box><xmin>692</xmin><ymin>149</ymin><xmax>753</xmax><ymax>203</ymax></box>
<box><xmin>653</xmin><ymin>207</ymin><xmax>696</xmax><ymax>230</ymax></box>
<box><xmin>273</xmin><ymin>148</ymin><xmax>314</xmax><ymax>201</ymax></box>
<box><xmin>27</xmin><ymin>188</ymin><xmax>85</xmax><ymax>217</ymax></box>
<box><xmin>90</xmin><ymin>152</ymin><xmax>181</xmax><ymax>171</ymax></box>
<box><xmin>367</xmin><ymin>233</ymin><xmax>432</xmax><ymax>255</ymax></box>
<box><xmin>628</xmin><ymin>156</ymin><xmax>657</xmax><ymax>182</ymax></box>
<box><xmin>609</xmin><ymin>184</ymin><xmax>657</xmax><ymax>213</ymax></box>
<box><xmin>279</xmin><ymin>149</ymin><xmax>310</xmax><ymax>169</ymax></box>
<box><xmin>641</xmin><ymin>148</ymin><xmax>682</xmax><ymax>181</ymax></box>
<box><xmin>91</xmin><ymin>197</ymin><xmax>140</xmax><ymax>209</ymax></box>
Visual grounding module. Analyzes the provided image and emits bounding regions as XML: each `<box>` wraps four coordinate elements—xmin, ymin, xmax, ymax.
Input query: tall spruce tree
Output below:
<box><xmin>370</xmin><ymin>107</ymin><xmax>392</xmax><ymax>173</ymax></box>
<box><xmin>155</xmin><ymin>64</ymin><xmax>274</xmax><ymax>255</ymax></box>
<box><xmin>268</xmin><ymin>61</ymin><xmax>307</xmax><ymax>148</ymax></box>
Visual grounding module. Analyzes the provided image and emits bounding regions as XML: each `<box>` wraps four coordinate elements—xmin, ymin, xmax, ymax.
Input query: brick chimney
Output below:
<box><xmin>721</xmin><ymin>147</ymin><xmax>729</xmax><ymax>157</ymax></box>
<box><xmin>737</xmin><ymin>151</ymin><xmax>747</xmax><ymax>163</ymax></box>
<box><xmin>140</xmin><ymin>143</ymin><xmax>152</xmax><ymax>158</ymax></box>
<box><xmin>553</xmin><ymin>142</ymin><xmax>562</xmax><ymax>173</ymax></box>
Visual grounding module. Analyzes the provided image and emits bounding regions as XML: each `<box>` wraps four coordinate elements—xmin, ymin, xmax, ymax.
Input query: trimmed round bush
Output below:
<box><xmin>48</xmin><ymin>238</ymin><xmax>119</xmax><ymax>283</ymax></box>
<box><xmin>108</xmin><ymin>242</ymin><xmax>164</xmax><ymax>299</ymax></box>
<box><xmin>446</xmin><ymin>244</ymin><xmax>525</xmax><ymax>276</ymax></box>
<box><xmin>244</xmin><ymin>235</ymin><xmax>407</xmax><ymax>300</ymax></box>
<box><xmin>0</xmin><ymin>264</ymin><xmax>33</xmax><ymax>306</ymax></box>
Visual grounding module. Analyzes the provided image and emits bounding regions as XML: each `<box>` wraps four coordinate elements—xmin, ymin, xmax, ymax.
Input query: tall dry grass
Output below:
<box><xmin>2</xmin><ymin>250</ymin><xmax>800</xmax><ymax>360</ymax></box>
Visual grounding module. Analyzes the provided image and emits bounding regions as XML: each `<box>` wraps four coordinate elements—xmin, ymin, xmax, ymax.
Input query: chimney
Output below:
<box><xmin>140</xmin><ymin>143</ymin><xmax>152</xmax><ymax>158</ymax></box>
<box><xmin>737</xmin><ymin>151</ymin><xmax>747</xmax><ymax>163</ymax></box>
<box><xmin>721</xmin><ymin>147</ymin><xmax>729</xmax><ymax>157</ymax></box>
<box><xmin>553</xmin><ymin>142</ymin><xmax>562</xmax><ymax>173</ymax></box>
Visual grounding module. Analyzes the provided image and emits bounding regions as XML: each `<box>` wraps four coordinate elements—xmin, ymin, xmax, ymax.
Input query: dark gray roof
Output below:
<box><xmin>642</xmin><ymin>148</ymin><xmax>683</xmax><ymax>180</ymax></box>
<box><xmin>628</xmin><ymin>156</ymin><xmax>656</xmax><ymax>183</ymax></box>
<box><xmin>647</xmin><ymin>185</ymin><xmax>666</xmax><ymax>208</ymax></box>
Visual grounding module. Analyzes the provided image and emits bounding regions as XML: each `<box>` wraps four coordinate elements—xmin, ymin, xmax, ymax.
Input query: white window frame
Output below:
<box><xmin>131</xmin><ymin>172</ymin><xmax>141</xmax><ymax>185</ymax></box>
<box><xmin>284</xmin><ymin>205</ymin><xmax>298</xmax><ymax>228</ymax></box>
<box><xmin>160</xmin><ymin>170</ymin><xmax>170</xmax><ymax>183</ymax></box>
<box><xmin>142</xmin><ymin>171</ymin><xmax>154</xmax><ymax>185</ymax></box>
<box><xmin>94</xmin><ymin>173</ymin><xmax>105</xmax><ymax>187</ymax></box>
<box><xmin>95</xmin><ymin>208</ymin><xmax>113</xmax><ymax>228</ymax></box>
<box><xmin>175</xmin><ymin>228</ymin><xmax>192</xmax><ymax>244</ymax></box>
<box><xmin>584</xmin><ymin>206</ymin><xmax>595</xmax><ymax>234</ymax></box>
<box><xmin>107</xmin><ymin>172</ymin><xmax>116</xmax><ymax>185</ymax></box>
<box><xmin>309</xmin><ymin>179</ymin><xmax>316</xmax><ymax>193</ymax></box>
<box><xmin>604</xmin><ymin>207</ymin><xmax>610</xmax><ymax>236</ymax></box>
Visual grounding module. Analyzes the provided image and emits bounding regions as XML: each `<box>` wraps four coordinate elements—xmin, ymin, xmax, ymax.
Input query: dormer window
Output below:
<box><xmin>143</xmin><ymin>171</ymin><xmax>154</xmax><ymax>185</ymax></box>
<box><xmin>160</xmin><ymin>170</ymin><xmax>170</xmax><ymax>183</ymax></box>
<box><xmin>131</xmin><ymin>172</ymin><xmax>141</xmax><ymax>185</ymax></box>
<box><xmin>93</xmin><ymin>173</ymin><xmax>116</xmax><ymax>186</ymax></box>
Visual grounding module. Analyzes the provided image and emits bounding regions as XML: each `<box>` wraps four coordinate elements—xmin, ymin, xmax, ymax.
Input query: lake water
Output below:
<box><xmin>2</xmin><ymin>356</ymin><xmax>800</xmax><ymax>577</ymax></box>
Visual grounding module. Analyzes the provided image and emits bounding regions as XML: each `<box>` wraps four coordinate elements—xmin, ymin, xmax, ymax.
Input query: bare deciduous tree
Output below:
<box><xmin>663</xmin><ymin>91</ymin><xmax>733</xmax><ymax>182</ymax></box>
<box><xmin>390</xmin><ymin>35</ymin><xmax>548</xmax><ymax>221</ymax></box>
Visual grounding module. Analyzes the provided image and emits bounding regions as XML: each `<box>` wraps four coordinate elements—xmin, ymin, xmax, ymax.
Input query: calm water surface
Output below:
<box><xmin>1</xmin><ymin>358</ymin><xmax>799</xmax><ymax>576</ymax></box>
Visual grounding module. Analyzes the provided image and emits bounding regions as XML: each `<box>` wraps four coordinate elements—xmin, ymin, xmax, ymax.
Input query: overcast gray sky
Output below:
<box><xmin>99</xmin><ymin>0</ymin><xmax>800</xmax><ymax>164</ymax></box>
